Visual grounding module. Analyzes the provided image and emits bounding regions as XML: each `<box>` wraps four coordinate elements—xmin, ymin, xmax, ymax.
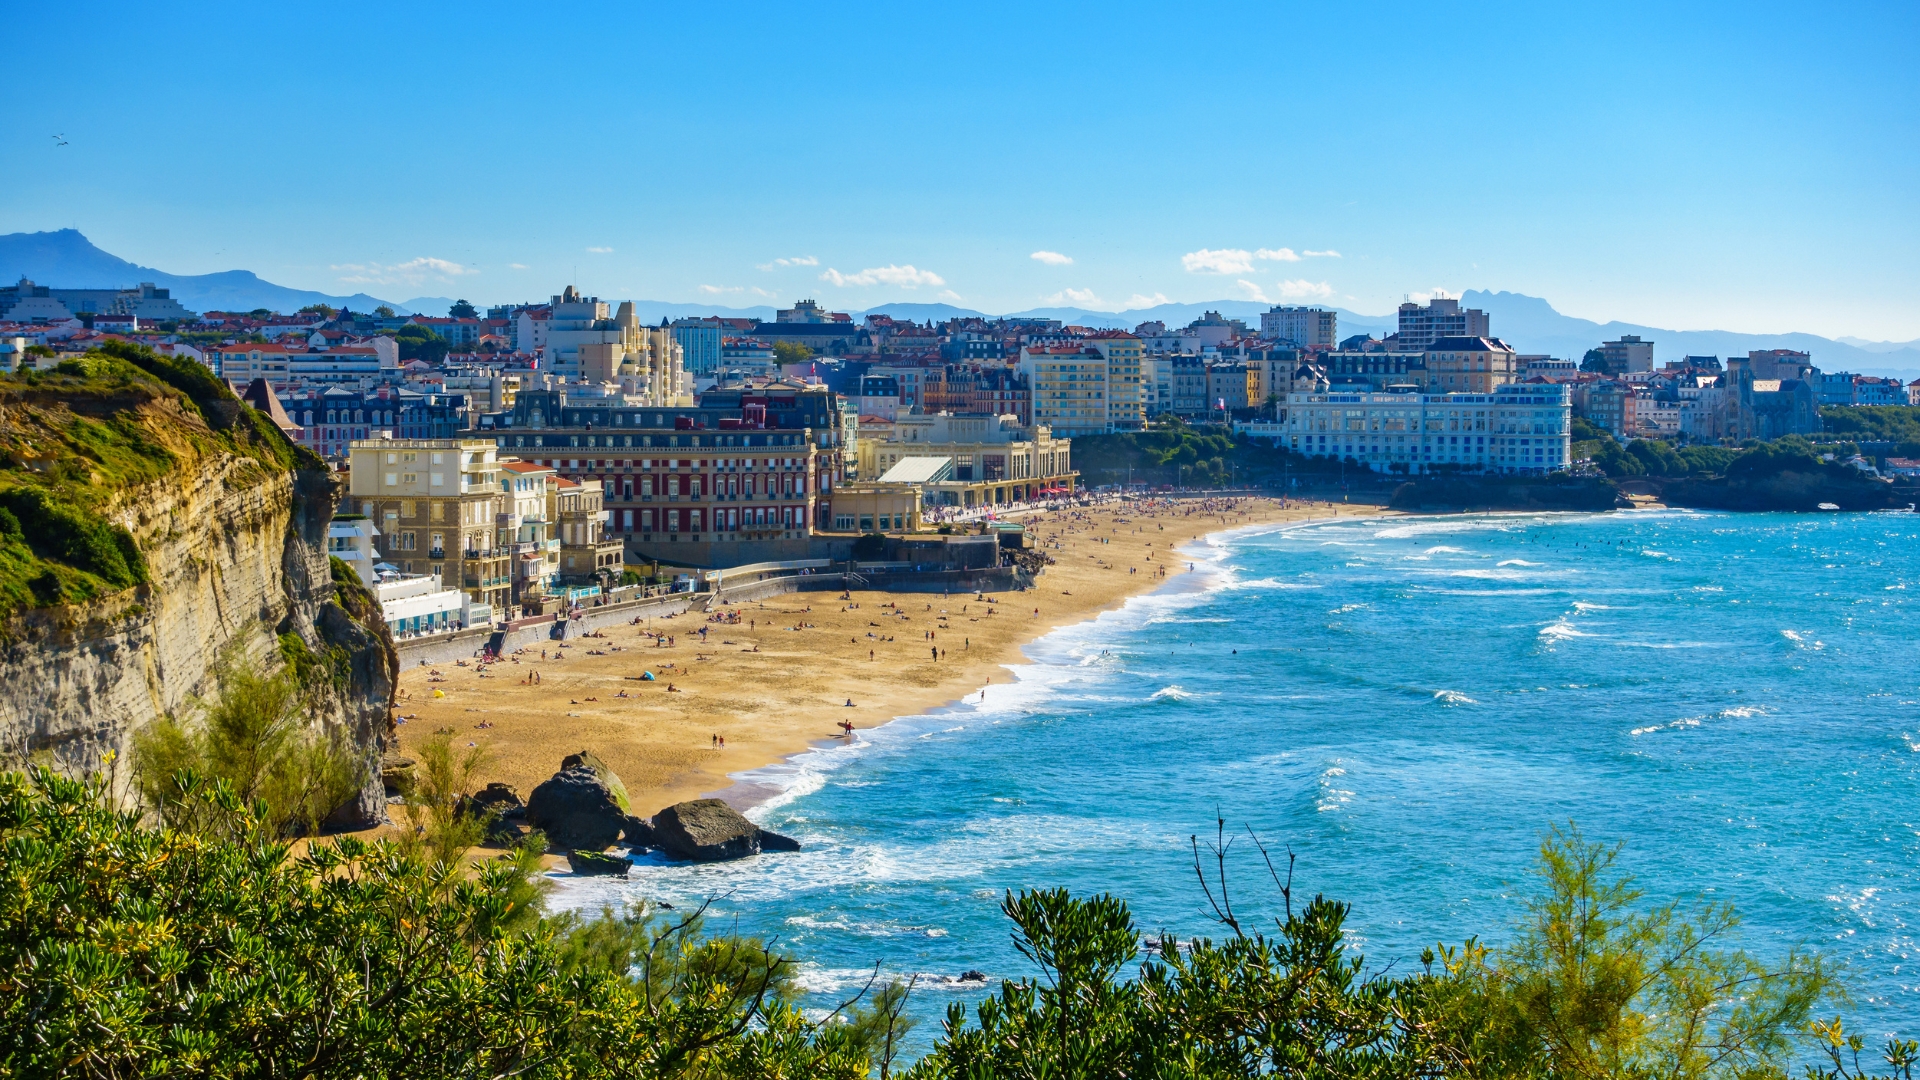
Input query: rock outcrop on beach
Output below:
<box><xmin>566</xmin><ymin>850</ymin><xmax>632</xmax><ymax>876</ymax></box>
<box><xmin>525</xmin><ymin>751</ymin><xmax>631</xmax><ymax>852</ymax></box>
<box><xmin>648</xmin><ymin>798</ymin><xmax>800</xmax><ymax>861</ymax></box>
<box><xmin>0</xmin><ymin>345</ymin><xmax>396</xmax><ymax>824</ymax></box>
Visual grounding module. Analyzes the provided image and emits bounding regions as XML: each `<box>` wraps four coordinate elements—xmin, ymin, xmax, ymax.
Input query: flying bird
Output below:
<box><xmin>51</xmin><ymin>134</ymin><xmax>68</xmax><ymax>146</ymax></box>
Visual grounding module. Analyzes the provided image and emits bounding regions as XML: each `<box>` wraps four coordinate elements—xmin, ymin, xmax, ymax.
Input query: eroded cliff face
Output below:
<box><xmin>0</xmin><ymin>424</ymin><xmax>397</xmax><ymax>825</ymax></box>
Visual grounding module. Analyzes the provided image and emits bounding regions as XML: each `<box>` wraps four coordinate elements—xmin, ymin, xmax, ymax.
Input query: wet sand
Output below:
<box><xmin>392</xmin><ymin>496</ymin><xmax>1390</xmax><ymax>814</ymax></box>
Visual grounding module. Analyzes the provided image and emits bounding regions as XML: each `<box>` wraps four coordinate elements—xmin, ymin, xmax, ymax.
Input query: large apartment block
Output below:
<box><xmin>1283</xmin><ymin>384</ymin><xmax>1572</xmax><ymax>475</ymax></box>
<box><xmin>1018</xmin><ymin>345</ymin><xmax>1110</xmax><ymax>437</ymax></box>
<box><xmin>1395</xmin><ymin>297</ymin><xmax>1490</xmax><ymax>351</ymax></box>
<box><xmin>345</xmin><ymin>439</ymin><xmax>514</xmax><ymax>612</ymax></box>
<box><xmin>1259</xmin><ymin>306</ymin><xmax>1337</xmax><ymax>350</ymax></box>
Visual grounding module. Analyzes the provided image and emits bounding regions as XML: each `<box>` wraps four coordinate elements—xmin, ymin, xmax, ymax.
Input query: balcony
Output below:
<box><xmin>427</xmin><ymin>549</ymin><xmax>446</xmax><ymax>560</ymax></box>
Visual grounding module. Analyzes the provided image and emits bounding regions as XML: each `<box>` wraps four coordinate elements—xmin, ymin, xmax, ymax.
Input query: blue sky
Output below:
<box><xmin>5</xmin><ymin>1</ymin><xmax>1916</xmax><ymax>338</ymax></box>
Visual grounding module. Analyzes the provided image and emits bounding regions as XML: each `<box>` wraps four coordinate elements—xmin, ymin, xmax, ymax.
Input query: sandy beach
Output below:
<box><xmin>392</xmin><ymin>496</ymin><xmax>1391</xmax><ymax>815</ymax></box>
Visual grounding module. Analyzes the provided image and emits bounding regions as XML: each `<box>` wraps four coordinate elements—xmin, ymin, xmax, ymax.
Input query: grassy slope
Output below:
<box><xmin>0</xmin><ymin>343</ymin><xmax>314</xmax><ymax>619</ymax></box>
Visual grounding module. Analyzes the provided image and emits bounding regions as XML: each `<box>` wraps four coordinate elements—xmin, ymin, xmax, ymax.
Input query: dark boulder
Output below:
<box><xmin>526</xmin><ymin>753</ymin><xmax>632</xmax><ymax>852</ymax></box>
<box><xmin>651</xmin><ymin>799</ymin><xmax>762</xmax><ymax>862</ymax></box>
<box><xmin>757</xmin><ymin>829</ymin><xmax>802</xmax><ymax>853</ymax></box>
<box><xmin>567</xmin><ymin>850</ymin><xmax>632</xmax><ymax>876</ymax></box>
<box><xmin>623</xmin><ymin>815</ymin><xmax>657</xmax><ymax>849</ymax></box>
<box><xmin>471</xmin><ymin>782</ymin><xmax>525</xmax><ymax>818</ymax></box>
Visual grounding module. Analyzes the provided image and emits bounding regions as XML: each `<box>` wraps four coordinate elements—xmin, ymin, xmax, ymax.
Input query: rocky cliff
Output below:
<box><xmin>0</xmin><ymin>346</ymin><xmax>396</xmax><ymax>824</ymax></box>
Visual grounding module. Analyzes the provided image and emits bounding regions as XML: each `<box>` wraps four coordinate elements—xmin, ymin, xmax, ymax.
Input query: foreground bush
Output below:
<box><xmin>0</xmin><ymin>768</ymin><xmax>879</xmax><ymax>1078</ymax></box>
<box><xmin>1</xmin><ymin>772</ymin><xmax>1911</xmax><ymax>1078</ymax></box>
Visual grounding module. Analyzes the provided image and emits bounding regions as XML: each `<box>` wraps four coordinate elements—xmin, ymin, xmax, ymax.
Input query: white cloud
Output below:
<box><xmin>697</xmin><ymin>284</ymin><xmax>743</xmax><ymax>294</ymax></box>
<box><xmin>508</xmin><ymin>262</ymin><xmax>529</xmax><ymax>270</ymax></box>
<box><xmin>1124</xmin><ymin>292</ymin><xmax>1171</xmax><ymax>310</ymax></box>
<box><xmin>1408</xmin><ymin>286</ymin><xmax>1457</xmax><ymax>303</ymax></box>
<box><xmin>1304</xmin><ymin>249</ymin><xmax>1341</xmax><ymax>258</ymax></box>
<box><xmin>756</xmin><ymin>255</ymin><xmax>819</xmax><ymax>271</ymax></box>
<box><xmin>1182</xmin><ymin>248</ymin><xmax>1255</xmax><ymax>275</ymax></box>
<box><xmin>1045</xmin><ymin>287</ymin><xmax>1105</xmax><ymax>307</ymax></box>
<box><xmin>937</xmin><ymin>289</ymin><xmax>965</xmax><ymax>302</ymax></box>
<box><xmin>332</xmin><ymin>257</ymin><xmax>476</xmax><ymax>287</ymax></box>
<box><xmin>1277</xmin><ymin>279</ymin><xmax>1335</xmax><ymax>299</ymax></box>
<box><xmin>1255</xmin><ymin>247</ymin><xmax>1301</xmax><ymax>263</ymax></box>
<box><xmin>587</xmin><ymin>246</ymin><xmax>614</xmax><ymax>253</ymax></box>
<box><xmin>750</xmin><ymin>286</ymin><xmax>777</xmax><ymax>298</ymax></box>
<box><xmin>819</xmin><ymin>264</ymin><xmax>945</xmax><ymax>288</ymax></box>
<box><xmin>1029</xmin><ymin>250</ymin><xmax>1073</xmax><ymax>266</ymax></box>
<box><xmin>1233</xmin><ymin>280</ymin><xmax>1274</xmax><ymax>303</ymax></box>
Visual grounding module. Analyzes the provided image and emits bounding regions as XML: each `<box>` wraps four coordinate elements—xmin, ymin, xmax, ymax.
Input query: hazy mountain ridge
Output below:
<box><xmin>0</xmin><ymin>229</ymin><xmax>417</xmax><ymax>315</ymax></box>
<box><xmin>3</xmin><ymin>231</ymin><xmax>1911</xmax><ymax>379</ymax></box>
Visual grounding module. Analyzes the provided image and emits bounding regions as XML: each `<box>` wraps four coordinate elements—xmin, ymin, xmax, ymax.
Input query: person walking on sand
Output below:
<box><xmin>931</xmin><ymin>646</ymin><xmax>938</xmax><ymax>661</ymax></box>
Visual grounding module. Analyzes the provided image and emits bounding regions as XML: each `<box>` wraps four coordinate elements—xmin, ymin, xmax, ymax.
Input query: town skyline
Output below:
<box><xmin>4</xmin><ymin>1</ymin><xmax>1915</xmax><ymax>341</ymax></box>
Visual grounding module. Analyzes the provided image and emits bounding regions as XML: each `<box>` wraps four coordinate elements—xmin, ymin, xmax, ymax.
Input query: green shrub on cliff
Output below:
<box><xmin>132</xmin><ymin>655</ymin><xmax>359</xmax><ymax>838</ymax></box>
<box><xmin>0</xmin><ymin>342</ymin><xmax>315</xmax><ymax>618</ymax></box>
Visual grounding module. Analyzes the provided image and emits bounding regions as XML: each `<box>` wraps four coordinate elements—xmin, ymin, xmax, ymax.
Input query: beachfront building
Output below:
<box><xmin>1018</xmin><ymin>345</ymin><xmax>1110</xmax><ymax>437</ymax></box>
<box><xmin>474</xmin><ymin>380</ymin><xmax>846</xmax><ymax>566</ymax></box>
<box><xmin>345</xmin><ymin>438</ymin><xmax>514</xmax><ymax>613</ymax></box>
<box><xmin>553</xmin><ymin>475</ymin><xmax>626</xmax><ymax>585</ymax></box>
<box><xmin>500</xmin><ymin>460</ymin><xmax>562</xmax><ymax>602</ymax></box>
<box><xmin>374</xmin><ymin>572</ymin><xmax>471</xmax><ymax>637</ymax></box>
<box><xmin>826</xmin><ymin>481</ymin><xmax>924</xmax><ymax>533</ymax></box>
<box><xmin>855</xmin><ymin>412</ymin><xmax>1075</xmax><ymax>508</ymax></box>
<box><xmin>1084</xmin><ymin>330</ymin><xmax>1146</xmax><ymax>432</ymax></box>
<box><xmin>1282</xmin><ymin>383</ymin><xmax>1572</xmax><ymax>475</ymax></box>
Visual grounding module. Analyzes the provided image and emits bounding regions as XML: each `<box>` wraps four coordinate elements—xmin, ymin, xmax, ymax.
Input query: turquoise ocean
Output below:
<box><xmin>551</xmin><ymin>509</ymin><xmax>1920</xmax><ymax>1047</ymax></box>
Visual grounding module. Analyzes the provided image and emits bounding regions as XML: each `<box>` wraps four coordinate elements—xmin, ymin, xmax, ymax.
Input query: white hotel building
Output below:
<box><xmin>1282</xmin><ymin>383</ymin><xmax>1571</xmax><ymax>474</ymax></box>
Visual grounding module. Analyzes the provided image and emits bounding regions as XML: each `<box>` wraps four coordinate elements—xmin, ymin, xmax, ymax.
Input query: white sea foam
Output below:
<box><xmin>1781</xmin><ymin>629</ymin><xmax>1826</xmax><ymax>651</ymax></box>
<box><xmin>1432</xmin><ymin>690</ymin><xmax>1478</xmax><ymax>706</ymax></box>
<box><xmin>1497</xmin><ymin>559</ymin><xmax>1544</xmax><ymax>567</ymax></box>
<box><xmin>1222</xmin><ymin>576</ymin><xmax>1321</xmax><ymax>591</ymax></box>
<box><xmin>1572</xmin><ymin>601</ymin><xmax>1612</xmax><ymax>611</ymax></box>
<box><xmin>1424</xmin><ymin>545</ymin><xmax>1467</xmax><ymax>554</ymax></box>
<box><xmin>1538</xmin><ymin>620</ymin><xmax>1591</xmax><ymax>640</ymax></box>
<box><xmin>1315</xmin><ymin>763</ymin><xmax>1354</xmax><ymax>812</ymax></box>
<box><xmin>1630</xmin><ymin>705</ymin><xmax>1769</xmax><ymax>735</ymax></box>
<box><xmin>1150</xmin><ymin>686</ymin><xmax>1192</xmax><ymax>701</ymax></box>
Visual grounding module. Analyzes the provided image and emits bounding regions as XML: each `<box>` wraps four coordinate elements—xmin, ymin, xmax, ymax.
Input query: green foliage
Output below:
<box><xmin>1580</xmin><ymin>348</ymin><xmax>1609</xmax><ymax>373</ymax></box>
<box><xmin>1488</xmin><ymin>824</ymin><xmax>1835</xmax><ymax>1078</ymax></box>
<box><xmin>1593</xmin><ymin>439</ymin><xmax>1647</xmax><ymax>477</ymax></box>
<box><xmin>450</xmin><ymin>299</ymin><xmax>478</xmax><ymax>318</ymax></box>
<box><xmin>0</xmin><ymin>765</ymin><xmax>1900</xmax><ymax>1078</ymax></box>
<box><xmin>1570</xmin><ymin>416</ymin><xmax>1611</xmax><ymax>444</ymax></box>
<box><xmin>394</xmin><ymin>323</ymin><xmax>451</xmax><ymax>364</ymax></box>
<box><xmin>400</xmin><ymin>728</ymin><xmax>489</xmax><ymax>867</ymax></box>
<box><xmin>1819</xmin><ymin>405</ymin><xmax>1920</xmax><ymax>452</ymax></box>
<box><xmin>852</xmin><ymin>532</ymin><xmax>889</xmax><ymax>559</ymax></box>
<box><xmin>0</xmin><ymin>484</ymin><xmax>146</xmax><ymax>595</ymax></box>
<box><xmin>914</xmin><ymin>823</ymin><xmax>1865</xmax><ymax>1080</ymax></box>
<box><xmin>1075</xmin><ymin>421</ymin><xmax>1319</xmax><ymax>488</ymax></box>
<box><xmin>298</xmin><ymin>303</ymin><xmax>336</xmax><ymax>317</ymax></box>
<box><xmin>772</xmin><ymin>340</ymin><xmax>814</xmax><ymax>365</ymax></box>
<box><xmin>1726</xmin><ymin>435</ymin><xmax>1825</xmax><ymax>477</ymax></box>
<box><xmin>374</xmin><ymin>305</ymin><xmax>396</xmax><ymax>318</ymax></box>
<box><xmin>132</xmin><ymin>656</ymin><xmax>359</xmax><ymax>837</ymax></box>
<box><xmin>0</xmin><ymin>768</ymin><xmax>882</xmax><ymax>1079</ymax></box>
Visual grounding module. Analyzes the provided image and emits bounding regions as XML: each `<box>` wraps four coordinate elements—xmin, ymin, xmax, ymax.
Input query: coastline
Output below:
<box><xmin>391</xmin><ymin>496</ymin><xmax>1393</xmax><ymax>820</ymax></box>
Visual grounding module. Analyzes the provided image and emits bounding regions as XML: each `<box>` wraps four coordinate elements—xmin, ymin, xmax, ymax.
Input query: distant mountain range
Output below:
<box><xmin>0</xmin><ymin>229</ymin><xmax>419</xmax><ymax>315</ymax></box>
<box><xmin>3</xmin><ymin>229</ymin><xmax>1913</xmax><ymax>380</ymax></box>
